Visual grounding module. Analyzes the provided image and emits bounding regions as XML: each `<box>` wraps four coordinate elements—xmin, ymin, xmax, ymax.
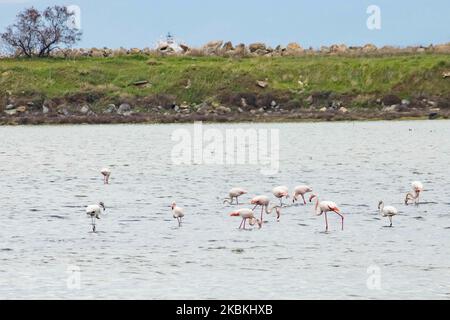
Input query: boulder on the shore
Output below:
<box><xmin>249</xmin><ymin>43</ymin><xmax>266</xmax><ymax>53</ymax></box>
<box><xmin>362</xmin><ymin>44</ymin><xmax>377</xmax><ymax>53</ymax></box>
<box><xmin>330</xmin><ymin>44</ymin><xmax>348</xmax><ymax>54</ymax></box>
<box><xmin>118</xmin><ymin>103</ymin><xmax>132</xmax><ymax>115</ymax></box>
<box><xmin>284</xmin><ymin>42</ymin><xmax>304</xmax><ymax>55</ymax></box>
<box><xmin>80</xmin><ymin>105</ymin><xmax>90</xmax><ymax>114</ymax></box>
<box><xmin>381</xmin><ymin>94</ymin><xmax>401</xmax><ymax>106</ymax></box>
<box><xmin>222</xmin><ymin>41</ymin><xmax>234</xmax><ymax>52</ymax></box>
<box><xmin>202</xmin><ymin>40</ymin><xmax>224</xmax><ymax>55</ymax></box>
<box><xmin>256</xmin><ymin>80</ymin><xmax>269</xmax><ymax>88</ymax></box>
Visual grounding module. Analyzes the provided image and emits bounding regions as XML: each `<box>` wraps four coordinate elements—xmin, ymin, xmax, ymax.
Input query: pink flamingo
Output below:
<box><xmin>223</xmin><ymin>187</ymin><xmax>247</xmax><ymax>205</ymax></box>
<box><xmin>230</xmin><ymin>208</ymin><xmax>262</xmax><ymax>230</ymax></box>
<box><xmin>171</xmin><ymin>202</ymin><xmax>185</xmax><ymax>227</ymax></box>
<box><xmin>309</xmin><ymin>194</ymin><xmax>344</xmax><ymax>232</ymax></box>
<box><xmin>250</xmin><ymin>195</ymin><xmax>281</xmax><ymax>225</ymax></box>
<box><xmin>272</xmin><ymin>186</ymin><xmax>289</xmax><ymax>206</ymax></box>
<box><xmin>405</xmin><ymin>181</ymin><xmax>424</xmax><ymax>205</ymax></box>
<box><xmin>101</xmin><ymin>167</ymin><xmax>111</xmax><ymax>184</ymax></box>
<box><xmin>292</xmin><ymin>185</ymin><xmax>313</xmax><ymax>205</ymax></box>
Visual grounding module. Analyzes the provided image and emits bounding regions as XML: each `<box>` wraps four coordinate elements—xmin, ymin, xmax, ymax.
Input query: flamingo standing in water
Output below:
<box><xmin>378</xmin><ymin>201</ymin><xmax>398</xmax><ymax>227</ymax></box>
<box><xmin>272</xmin><ymin>186</ymin><xmax>289</xmax><ymax>206</ymax></box>
<box><xmin>230</xmin><ymin>208</ymin><xmax>262</xmax><ymax>230</ymax></box>
<box><xmin>292</xmin><ymin>185</ymin><xmax>313</xmax><ymax>205</ymax></box>
<box><xmin>405</xmin><ymin>181</ymin><xmax>424</xmax><ymax>205</ymax></box>
<box><xmin>309</xmin><ymin>194</ymin><xmax>344</xmax><ymax>232</ymax></box>
<box><xmin>86</xmin><ymin>202</ymin><xmax>106</xmax><ymax>232</ymax></box>
<box><xmin>171</xmin><ymin>202</ymin><xmax>185</xmax><ymax>227</ymax></box>
<box><xmin>223</xmin><ymin>188</ymin><xmax>247</xmax><ymax>205</ymax></box>
<box><xmin>250</xmin><ymin>195</ymin><xmax>282</xmax><ymax>225</ymax></box>
<box><xmin>101</xmin><ymin>167</ymin><xmax>111</xmax><ymax>184</ymax></box>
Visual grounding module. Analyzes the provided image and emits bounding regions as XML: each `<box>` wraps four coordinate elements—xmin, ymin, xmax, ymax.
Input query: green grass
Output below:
<box><xmin>1</xmin><ymin>54</ymin><xmax>449</xmax><ymax>108</ymax></box>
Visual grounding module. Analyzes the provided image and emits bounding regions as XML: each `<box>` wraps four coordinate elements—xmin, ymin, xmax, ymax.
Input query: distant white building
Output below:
<box><xmin>156</xmin><ymin>32</ymin><xmax>185</xmax><ymax>53</ymax></box>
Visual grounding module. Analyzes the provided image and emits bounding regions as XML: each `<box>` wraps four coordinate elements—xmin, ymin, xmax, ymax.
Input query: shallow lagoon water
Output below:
<box><xmin>0</xmin><ymin>120</ymin><xmax>449</xmax><ymax>299</ymax></box>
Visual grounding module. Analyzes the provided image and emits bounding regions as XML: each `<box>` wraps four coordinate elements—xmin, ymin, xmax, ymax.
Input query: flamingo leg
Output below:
<box><xmin>324</xmin><ymin>212</ymin><xmax>329</xmax><ymax>232</ymax></box>
<box><xmin>243</xmin><ymin>219</ymin><xmax>247</xmax><ymax>230</ymax></box>
<box><xmin>91</xmin><ymin>216</ymin><xmax>96</xmax><ymax>232</ymax></box>
<box><xmin>260</xmin><ymin>206</ymin><xmax>264</xmax><ymax>225</ymax></box>
<box><xmin>335</xmin><ymin>212</ymin><xmax>344</xmax><ymax>231</ymax></box>
<box><xmin>239</xmin><ymin>218</ymin><xmax>244</xmax><ymax>229</ymax></box>
<box><xmin>301</xmin><ymin>194</ymin><xmax>306</xmax><ymax>205</ymax></box>
<box><xmin>389</xmin><ymin>216</ymin><xmax>393</xmax><ymax>227</ymax></box>
<box><xmin>279</xmin><ymin>198</ymin><xmax>283</xmax><ymax>207</ymax></box>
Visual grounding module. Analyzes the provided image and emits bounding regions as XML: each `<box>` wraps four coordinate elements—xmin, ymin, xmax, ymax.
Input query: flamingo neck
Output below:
<box><xmin>266</xmin><ymin>204</ymin><xmax>276</xmax><ymax>214</ymax></box>
<box><xmin>313</xmin><ymin>197</ymin><xmax>319</xmax><ymax>212</ymax></box>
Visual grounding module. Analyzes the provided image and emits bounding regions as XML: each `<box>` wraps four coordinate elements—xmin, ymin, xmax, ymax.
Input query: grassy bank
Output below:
<box><xmin>0</xmin><ymin>53</ymin><xmax>449</xmax><ymax>123</ymax></box>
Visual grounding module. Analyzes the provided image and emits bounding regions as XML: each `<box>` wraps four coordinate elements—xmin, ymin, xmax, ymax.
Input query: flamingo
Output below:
<box><xmin>378</xmin><ymin>201</ymin><xmax>398</xmax><ymax>227</ymax></box>
<box><xmin>223</xmin><ymin>188</ymin><xmax>247</xmax><ymax>205</ymax></box>
<box><xmin>272</xmin><ymin>186</ymin><xmax>289</xmax><ymax>206</ymax></box>
<box><xmin>292</xmin><ymin>185</ymin><xmax>313</xmax><ymax>205</ymax></box>
<box><xmin>171</xmin><ymin>202</ymin><xmax>184</xmax><ymax>227</ymax></box>
<box><xmin>86</xmin><ymin>202</ymin><xmax>106</xmax><ymax>232</ymax></box>
<box><xmin>250</xmin><ymin>195</ymin><xmax>282</xmax><ymax>225</ymax></box>
<box><xmin>230</xmin><ymin>208</ymin><xmax>262</xmax><ymax>230</ymax></box>
<box><xmin>405</xmin><ymin>181</ymin><xmax>424</xmax><ymax>205</ymax></box>
<box><xmin>309</xmin><ymin>194</ymin><xmax>344</xmax><ymax>232</ymax></box>
<box><xmin>101</xmin><ymin>167</ymin><xmax>111</xmax><ymax>184</ymax></box>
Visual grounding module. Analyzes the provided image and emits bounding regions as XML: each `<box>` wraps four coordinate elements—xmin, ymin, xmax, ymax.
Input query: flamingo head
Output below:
<box><xmin>171</xmin><ymin>202</ymin><xmax>176</xmax><ymax>210</ymax></box>
<box><xmin>309</xmin><ymin>194</ymin><xmax>318</xmax><ymax>202</ymax></box>
<box><xmin>249</xmin><ymin>218</ymin><xmax>262</xmax><ymax>228</ymax></box>
<box><xmin>378</xmin><ymin>201</ymin><xmax>383</xmax><ymax>210</ymax></box>
<box><xmin>404</xmin><ymin>193</ymin><xmax>413</xmax><ymax>205</ymax></box>
<box><xmin>230</xmin><ymin>211</ymin><xmax>240</xmax><ymax>217</ymax></box>
<box><xmin>99</xmin><ymin>202</ymin><xmax>106</xmax><ymax>211</ymax></box>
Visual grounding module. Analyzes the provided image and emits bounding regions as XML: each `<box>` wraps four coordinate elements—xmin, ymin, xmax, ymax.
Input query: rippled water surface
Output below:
<box><xmin>0</xmin><ymin>121</ymin><xmax>449</xmax><ymax>299</ymax></box>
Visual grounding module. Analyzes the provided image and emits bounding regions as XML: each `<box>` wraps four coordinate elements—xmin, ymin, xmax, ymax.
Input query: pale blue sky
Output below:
<box><xmin>0</xmin><ymin>0</ymin><xmax>449</xmax><ymax>48</ymax></box>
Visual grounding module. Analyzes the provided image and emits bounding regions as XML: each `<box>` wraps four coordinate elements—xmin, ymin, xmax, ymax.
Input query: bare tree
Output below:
<box><xmin>1</xmin><ymin>6</ymin><xmax>82</xmax><ymax>57</ymax></box>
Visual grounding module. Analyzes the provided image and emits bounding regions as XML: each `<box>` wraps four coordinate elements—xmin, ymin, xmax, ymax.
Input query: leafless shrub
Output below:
<box><xmin>1</xmin><ymin>6</ymin><xmax>82</xmax><ymax>57</ymax></box>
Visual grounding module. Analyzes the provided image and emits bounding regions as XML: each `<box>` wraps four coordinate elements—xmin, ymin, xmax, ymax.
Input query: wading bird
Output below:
<box><xmin>250</xmin><ymin>195</ymin><xmax>282</xmax><ymax>225</ymax></box>
<box><xmin>171</xmin><ymin>202</ymin><xmax>184</xmax><ymax>227</ymax></box>
<box><xmin>309</xmin><ymin>194</ymin><xmax>343</xmax><ymax>232</ymax></box>
<box><xmin>86</xmin><ymin>202</ymin><xmax>106</xmax><ymax>232</ymax></box>
<box><xmin>272</xmin><ymin>186</ymin><xmax>289</xmax><ymax>206</ymax></box>
<box><xmin>405</xmin><ymin>181</ymin><xmax>424</xmax><ymax>205</ymax></box>
<box><xmin>378</xmin><ymin>201</ymin><xmax>398</xmax><ymax>227</ymax></box>
<box><xmin>101</xmin><ymin>167</ymin><xmax>111</xmax><ymax>184</ymax></box>
<box><xmin>223</xmin><ymin>188</ymin><xmax>248</xmax><ymax>205</ymax></box>
<box><xmin>292</xmin><ymin>185</ymin><xmax>313</xmax><ymax>205</ymax></box>
<box><xmin>230</xmin><ymin>208</ymin><xmax>262</xmax><ymax>230</ymax></box>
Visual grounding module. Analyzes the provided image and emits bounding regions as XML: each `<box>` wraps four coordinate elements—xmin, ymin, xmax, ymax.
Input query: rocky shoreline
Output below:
<box><xmin>1</xmin><ymin>98</ymin><xmax>448</xmax><ymax>125</ymax></box>
<box><xmin>2</xmin><ymin>41</ymin><xmax>447</xmax><ymax>59</ymax></box>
